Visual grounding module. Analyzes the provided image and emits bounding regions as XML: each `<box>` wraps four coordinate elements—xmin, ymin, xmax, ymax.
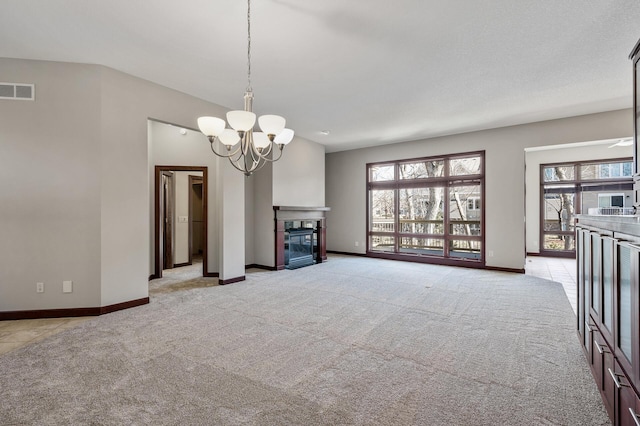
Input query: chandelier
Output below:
<box><xmin>197</xmin><ymin>0</ymin><xmax>294</xmax><ymax>176</ymax></box>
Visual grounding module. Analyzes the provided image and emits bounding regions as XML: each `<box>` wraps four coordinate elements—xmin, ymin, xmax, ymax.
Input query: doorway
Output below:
<box><xmin>189</xmin><ymin>175</ymin><xmax>204</xmax><ymax>265</ymax></box>
<box><xmin>154</xmin><ymin>166</ymin><xmax>208</xmax><ymax>279</ymax></box>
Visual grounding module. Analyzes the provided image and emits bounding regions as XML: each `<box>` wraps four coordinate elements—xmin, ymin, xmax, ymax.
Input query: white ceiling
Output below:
<box><xmin>1</xmin><ymin>0</ymin><xmax>639</xmax><ymax>152</ymax></box>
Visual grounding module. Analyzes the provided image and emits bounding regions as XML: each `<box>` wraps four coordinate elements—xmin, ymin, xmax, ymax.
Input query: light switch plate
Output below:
<box><xmin>63</xmin><ymin>280</ymin><xmax>73</xmax><ymax>293</ymax></box>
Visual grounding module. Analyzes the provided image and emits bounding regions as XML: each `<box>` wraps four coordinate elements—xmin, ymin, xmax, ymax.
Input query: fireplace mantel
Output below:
<box><xmin>273</xmin><ymin>206</ymin><xmax>330</xmax><ymax>270</ymax></box>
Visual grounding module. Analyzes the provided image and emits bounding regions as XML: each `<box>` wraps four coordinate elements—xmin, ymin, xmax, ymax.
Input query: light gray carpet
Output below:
<box><xmin>0</xmin><ymin>255</ymin><xmax>609</xmax><ymax>425</ymax></box>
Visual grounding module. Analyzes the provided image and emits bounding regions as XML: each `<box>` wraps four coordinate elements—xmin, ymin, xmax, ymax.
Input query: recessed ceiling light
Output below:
<box><xmin>319</xmin><ymin>130</ymin><xmax>330</xmax><ymax>136</ymax></box>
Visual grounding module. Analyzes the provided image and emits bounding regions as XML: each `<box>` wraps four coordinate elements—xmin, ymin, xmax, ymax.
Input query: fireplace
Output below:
<box><xmin>285</xmin><ymin>228</ymin><xmax>314</xmax><ymax>269</ymax></box>
<box><xmin>274</xmin><ymin>206</ymin><xmax>330</xmax><ymax>270</ymax></box>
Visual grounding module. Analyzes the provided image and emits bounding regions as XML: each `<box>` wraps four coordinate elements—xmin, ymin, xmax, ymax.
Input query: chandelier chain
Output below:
<box><xmin>197</xmin><ymin>0</ymin><xmax>292</xmax><ymax>177</ymax></box>
<box><xmin>246</xmin><ymin>0</ymin><xmax>252</xmax><ymax>91</ymax></box>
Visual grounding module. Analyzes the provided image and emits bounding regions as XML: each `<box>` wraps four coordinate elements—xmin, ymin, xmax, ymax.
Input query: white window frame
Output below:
<box><xmin>598</xmin><ymin>193</ymin><xmax>625</xmax><ymax>208</ymax></box>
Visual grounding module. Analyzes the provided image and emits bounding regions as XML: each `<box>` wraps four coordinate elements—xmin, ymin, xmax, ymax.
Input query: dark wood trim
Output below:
<box><xmin>327</xmin><ymin>250</ymin><xmax>366</xmax><ymax>257</ymax></box>
<box><xmin>188</xmin><ymin>174</ymin><xmax>204</xmax><ymax>265</ymax></box>
<box><xmin>538</xmin><ymin>157</ymin><xmax>633</xmax><ymax>259</ymax></box>
<box><xmin>154</xmin><ymin>166</ymin><xmax>208</xmax><ymax>279</ymax></box>
<box><xmin>245</xmin><ymin>264</ymin><xmax>277</xmax><ymax>271</ymax></box>
<box><xmin>100</xmin><ymin>297</ymin><xmax>150</xmax><ymax>315</ymax></box>
<box><xmin>317</xmin><ymin>218</ymin><xmax>327</xmax><ymax>262</ymax></box>
<box><xmin>273</xmin><ymin>207</ymin><xmax>330</xmax><ymax>270</ymax></box>
<box><xmin>173</xmin><ymin>262</ymin><xmax>191</xmax><ymax>268</ymax></box>
<box><xmin>275</xmin><ymin>219</ymin><xmax>285</xmax><ymax>270</ymax></box>
<box><xmin>204</xmin><ymin>272</ymin><xmax>219</xmax><ymax>278</ymax></box>
<box><xmin>538</xmin><ymin>249</ymin><xmax>576</xmax><ymax>259</ymax></box>
<box><xmin>148</xmin><ymin>274</ymin><xmax>156</xmax><ymax>280</ymax></box>
<box><xmin>367</xmin><ymin>251</ymin><xmax>483</xmax><ymax>268</ymax></box>
<box><xmin>0</xmin><ymin>297</ymin><xmax>150</xmax><ymax>321</ymax></box>
<box><xmin>219</xmin><ymin>276</ymin><xmax>246</xmax><ymax>285</ymax></box>
<box><xmin>366</xmin><ymin>151</ymin><xmax>486</xmax><ymax>266</ymax></box>
<box><xmin>484</xmin><ymin>265</ymin><xmax>526</xmax><ymax>274</ymax></box>
<box><xmin>274</xmin><ymin>206</ymin><xmax>330</xmax><ymax>212</ymax></box>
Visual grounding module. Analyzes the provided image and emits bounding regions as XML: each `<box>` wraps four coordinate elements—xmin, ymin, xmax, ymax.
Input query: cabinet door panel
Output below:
<box><xmin>577</xmin><ymin>229</ymin><xmax>585</xmax><ymax>343</ymax></box>
<box><xmin>594</xmin><ymin>328</ymin><xmax>615</xmax><ymax>419</ymax></box>
<box><xmin>617</xmin><ymin>244</ymin><xmax>634</xmax><ymax>369</ymax></box>
<box><xmin>611</xmin><ymin>360</ymin><xmax>638</xmax><ymax>426</ymax></box>
<box><xmin>602</xmin><ymin>237</ymin><xmax>615</xmax><ymax>336</ymax></box>
<box><xmin>591</xmin><ymin>233</ymin><xmax>601</xmax><ymax>317</ymax></box>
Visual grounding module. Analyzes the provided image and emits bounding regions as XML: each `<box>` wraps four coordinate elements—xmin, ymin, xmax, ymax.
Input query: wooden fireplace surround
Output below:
<box><xmin>274</xmin><ymin>206</ymin><xmax>330</xmax><ymax>270</ymax></box>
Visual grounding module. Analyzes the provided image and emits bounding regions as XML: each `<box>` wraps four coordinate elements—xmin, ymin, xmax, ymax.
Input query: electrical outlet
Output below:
<box><xmin>63</xmin><ymin>280</ymin><xmax>73</xmax><ymax>293</ymax></box>
<box><xmin>36</xmin><ymin>282</ymin><xmax>44</xmax><ymax>293</ymax></box>
<box><xmin>488</xmin><ymin>250</ymin><xmax>494</xmax><ymax>257</ymax></box>
<box><xmin>355</xmin><ymin>241</ymin><xmax>359</xmax><ymax>247</ymax></box>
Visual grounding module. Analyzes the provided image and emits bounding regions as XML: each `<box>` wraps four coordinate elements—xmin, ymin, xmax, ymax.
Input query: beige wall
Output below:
<box><xmin>246</xmin><ymin>136</ymin><xmax>326</xmax><ymax>268</ymax></box>
<box><xmin>0</xmin><ymin>57</ymin><xmax>246</xmax><ymax>312</ymax></box>
<box><xmin>148</xmin><ymin>121</ymin><xmax>221</xmax><ymax>276</ymax></box>
<box><xmin>326</xmin><ymin>109</ymin><xmax>632</xmax><ymax>271</ymax></box>
<box><xmin>0</xmin><ymin>59</ymin><xmax>102</xmax><ymax>311</ymax></box>
<box><xmin>273</xmin><ymin>137</ymin><xmax>326</xmax><ymax>207</ymax></box>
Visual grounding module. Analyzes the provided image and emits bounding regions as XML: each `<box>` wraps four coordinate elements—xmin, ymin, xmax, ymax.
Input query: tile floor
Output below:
<box><xmin>525</xmin><ymin>256</ymin><xmax>577</xmax><ymax>314</ymax></box>
<box><xmin>0</xmin><ymin>256</ymin><xmax>578</xmax><ymax>356</ymax></box>
<box><xmin>0</xmin><ymin>317</ymin><xmax>90</xmax><ymax>356</ymax></box>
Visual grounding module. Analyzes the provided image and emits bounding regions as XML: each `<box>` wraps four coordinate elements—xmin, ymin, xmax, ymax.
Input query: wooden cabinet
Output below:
<box><xmin>577</xmin><ymin>218</ymin><xmax>640</xmax><ymax>426</ymax></box>
<box><xmin>611</xmin><ymin>358</ymin><xmax>640</xmax><ymax>426</ymax></box>
<box><xmin>577</xmin><ymin>37</ymin><xmax>640</xmax><ymax>426</ymax></box>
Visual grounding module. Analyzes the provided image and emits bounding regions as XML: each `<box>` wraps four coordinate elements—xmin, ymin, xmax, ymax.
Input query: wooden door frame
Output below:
<box><xmin>154</xmin><ymin>166</ymin><xmax>209</xmax><ymax>279</ymax></box>
<box><xmin>161</xmin><ymin>171</ymin><xmax>175</xmax><ymax>270</ymax></box>
<box><xmin>188</xmin><ymin>174</ymin><xmax>204</xmax><ymax>265</ymax></box>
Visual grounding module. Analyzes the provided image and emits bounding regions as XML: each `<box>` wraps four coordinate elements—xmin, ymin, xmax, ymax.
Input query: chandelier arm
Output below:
<box><xmin>229</xmin><ymin>157</ymin><xmax>254</xmax><ymax>176</ymax></box>
<box><xmin>248</xmin><ymin>142</ymin><xmax>261</xmax><ymax>162</ymax></box>
<box><xmin>241</xmin><ymin>132</ymin><xmax>252</xmax><ymax>157</ymax></box>
<box><xmin>260</xmin><ymin>142</ymin><xmax>274</xmax><ymax>157</ymax></box>
<box><xmin>209</xmin><ymin>139</ymin><xmax>242</xmax><ymax>159</ymax></box>
<box><xmin>261</xmin><ymin>145</ymin><xmax>285</xmax><ymax>163</ymax></box>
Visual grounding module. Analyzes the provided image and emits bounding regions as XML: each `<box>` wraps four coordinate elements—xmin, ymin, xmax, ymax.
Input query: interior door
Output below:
<box><xmin>162</xmin><ymin>172</ymin><xmax>174</xmax><ymax>270</ymax></box>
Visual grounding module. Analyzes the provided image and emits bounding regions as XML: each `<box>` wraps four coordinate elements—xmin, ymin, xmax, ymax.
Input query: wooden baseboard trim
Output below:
<box><xmin>173</xmin><ymin>262</ymin><xmax>191</xmax><ymax>268</ymax></box>
<box><xmin>204</xmin><ymin>272</ymin><xmax>219</xmax><ymax>278</ymax></box>
<box><xmin>0</xmin><ymin>297</ymin><xmax>150</xmax><ymax>321</ymax></box>
<box><xmin>326</xmin><ymin>250</ymin><xmax>366</xmax><ymax>257</ymax></box>
<box><xmin>484</xmin><ymin>266</ymin><xmax>525</xmax><ymax>274</ymax></box>
<box><xmin>219</xmin><ymin>276</ymin><xmax>246</xmax><ymax>285</ymax></box>
<box><xmin>99</xmin><ymin>297</ymin><xmax>150</xmax><ymax>315</ymax></box>
<box><xmin>526</xmin><ymin>252</ymin><xmax>541</xmax><ymax>257</ymax></box>
<box><xmin>148</xmin><ymin>274</ymin><xmax>157</xmax><ymax>281</ymax></box>
<box><xmin>245</xmin><ymin>264</ymin><xmax>277</xmax><ymax>271</ymax></box>
<box><xmin>331</xmin><ymin>251</ymin><xmax>525</xmax><ymax>274</ymax></box>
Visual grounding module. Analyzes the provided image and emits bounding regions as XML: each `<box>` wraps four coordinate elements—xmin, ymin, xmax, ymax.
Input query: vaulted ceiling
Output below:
<box><xmin>1</xmin><ymin>0</ymin><xmax>639</xmax><ymax>151</ymax></box>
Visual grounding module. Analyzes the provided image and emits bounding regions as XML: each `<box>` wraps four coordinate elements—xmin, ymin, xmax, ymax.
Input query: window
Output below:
<box><xmin>598</xmin><ymin>193</ymin><xmax>624</xmax><ymax>208</ymax></box>
<box><xmin>540</xmin><ymin>158</ymin><xmax>633</xmax><ymax>257</ymax></box>
<box><xmin>367</xmin><ymin>152</ymin><xmax>484</xmax><ymax>266</ymax></box>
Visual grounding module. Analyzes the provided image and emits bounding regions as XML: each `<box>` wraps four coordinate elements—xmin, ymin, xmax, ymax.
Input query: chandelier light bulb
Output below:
<box><xmin>252</xmin><ymin>132</ymin><xmax>271</xmax><ymax>149</ymax></box>
<box><xmin>275</xmin><ymin>128</ymin><xmax>294</xmax><ymax>145</ymax></box>
<box><xmin>218</xmin><ymin>128</ymin><xmax>241</xmax><ymax>146</ymax></box>
<box><xmin>258</xmin><ymin>115</ymin><xmax>286</xmax><ymax>137</ymax></box>
<box><xmin>226</xmin><ymin>110</ymin><xmax>256</xmax><ymax>132</ymax></box>
<box><xmin>197</xmin><ymin>116</ymin><xmax>226</xmax><ymax>137</ymax></box>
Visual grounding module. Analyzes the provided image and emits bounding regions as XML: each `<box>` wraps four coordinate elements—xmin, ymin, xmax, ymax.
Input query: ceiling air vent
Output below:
<box><xmin>0</xmin><ymin>83</ymin><xmax>35</xmax><ymax>100</ymax></box>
